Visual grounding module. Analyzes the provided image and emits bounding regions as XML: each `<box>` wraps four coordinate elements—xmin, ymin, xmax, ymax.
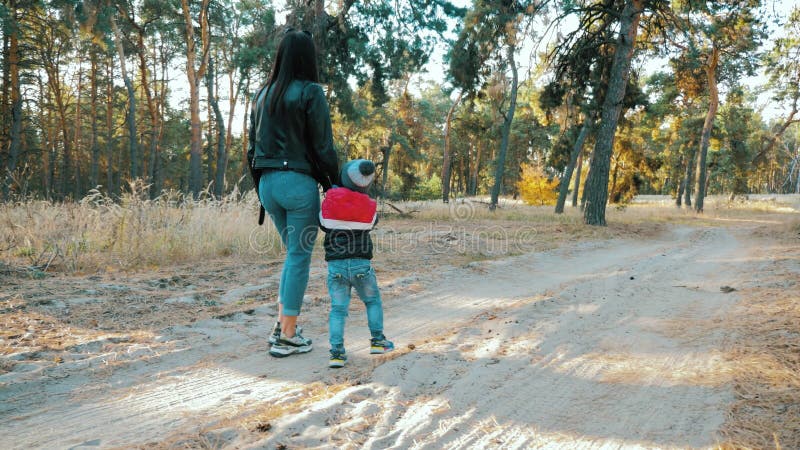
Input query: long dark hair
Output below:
<box><xmin>265</xmin><ymin>29</ymin><xmax>319</xmax><ymax>116</ymax></box>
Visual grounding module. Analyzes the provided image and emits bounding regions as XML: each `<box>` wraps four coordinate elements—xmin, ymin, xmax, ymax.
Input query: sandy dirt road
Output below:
<box><xmin>0</xmin><ymin>224</ymin><xmax>757</xmax><ymax>448</ymax></box>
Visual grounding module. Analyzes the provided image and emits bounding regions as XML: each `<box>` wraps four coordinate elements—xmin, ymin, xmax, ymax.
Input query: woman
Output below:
<box><xmin>248</xmin><ymin>29</ymin><xmax>339</xmax><ymax>358</ymax></box>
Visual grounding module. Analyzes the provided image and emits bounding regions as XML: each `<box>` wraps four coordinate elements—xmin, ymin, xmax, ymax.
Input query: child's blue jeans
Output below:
<box><xmin>327</xmin><ymin>258</ymin><xmax>384</xmax><ymax>351</ymax></box>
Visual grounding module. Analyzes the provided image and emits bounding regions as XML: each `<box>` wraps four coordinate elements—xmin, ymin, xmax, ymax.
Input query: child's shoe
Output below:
<box><xmin>329</xmin><ymin>348</ymin><xmax>347</xmax><ymax>368</ymax></box>
<box><xmin>370</xmin><ymin>335</ymin><xmax>394</xmax><ymax>354</ymax></box>
<box><xmin>268</xmin><ymin>321</ymin><xmax>306</xmax><ymax>345</ymax></box>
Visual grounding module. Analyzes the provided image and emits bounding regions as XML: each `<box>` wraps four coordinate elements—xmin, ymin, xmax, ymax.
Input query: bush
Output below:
<box><xmin>517</xmin><ymin>164</ymin><xmax>559</xmax><ymax>206</ymax></box>
<box><xmin>411</xmin><ymin>174</ymin><xmax>442</xmax><ymax>200</ymax></box>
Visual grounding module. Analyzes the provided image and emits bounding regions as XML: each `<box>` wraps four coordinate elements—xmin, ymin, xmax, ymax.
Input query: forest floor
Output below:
<box><xmin>1</xmin><ymin>196</ymin><xmax>798</xmax><ymax>449</ymax></box>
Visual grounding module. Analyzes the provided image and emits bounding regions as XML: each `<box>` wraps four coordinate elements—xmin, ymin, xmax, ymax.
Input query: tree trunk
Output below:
<box><xmin>610</xmin><ymin>154</ymin><xmax>620</xmax><ymax>203</ymax></box>
<box><xmin>242</xmin><ymin>78</ymin><xmax>252</xmax><ymax>189</ymax></box>
<box><xmin>90</xmin><ymin>51</ymin><xmax>100</xmax><ymax>190</ymax></box>
<box><xmin>225</xmin><ymin>52</ymin><xmax>239</xmax><ymax>169</ymax></box>
<box><xmin>37</xmin><ymin>75</ymin><xmax>50</xmax><ymax>198</ymax></box>
<box><xmin>490</xmin><ymin>44</ymin><xmax>519</xmax><ymax>211</ymax></box>
<box><xmin>182</xmin><ymin>0</ymin><xmax>211</xmax><ymax>198</ymax></box>
<box><xmin>45</xmin><ymin>63</ymin><xmax>71</xmax><ymax>199</ymax></box>
<box><xmin>457</xmin><ymin>147</ymin><xmax>465</xmax><ymax>195</ymax></box>
<box><xmin>132</xmin><ymin>29</ymin><xmax>160</xmax><ymax>198</ymax></box>
<box><xmin>693</xmin><ymin>46</ymin><xmax>719</xmax><ymax>213</ymax></box>
<box><xmin>442</xmin><ymin>90</ymin><xmax>462</xmax><ymax>203</ymax></box>
<box><xmin>207</xmin><ymin>57</ymin><xmax>227</xmax><ymax>198</ymax></box>
<box><xmin>73</xmin><ymin>57</ymin><xmax>83</xmax><ymax>198</ymax></box>
<box><xmin>583</xmin><ymin>0</ymin><xmax>643</xmax><ymax>225</ymax></box>
<box><xmin>470</xmin><ymin>141</ymin><xmax>482</xmax><ymax>196</ymax></box>
<box><xmin>556</xmin><ymin>115</ymin><xmax>592</xmax><ymax>213</ymax></box>
<box><xmin>675</xmin><ymin>155</ymin><xmax>684</xmax><ymax>207</ymax></box>
<box><xmin>581</xmin><ymin>149</ymin><xmax>594</xmax><ymax>209</ymax></box>
<box><xmin>4</xmin><ymin>17</ymin><xmax>22</xmax><ymax>199</ymax></box>
<box><xmin>206</xmin><ymin>89</ymin><xmax>214</xmax><ymax>188</ymax></box>
<box><xmin>380</xmin><ymin>141</ymin><xmax>392</xmax><ymax>198</ymax></box>
<box><xmin>155</xmin><ymin>38</ymin><xmax>169</xmax><ymax>195</ymax></box>
<box><xmin>683</xmin><ymin>145</ymin><xmax>696</xmax><ymax>207</ymax></box>
<box><xmin>2</xmin><ymin>29</ymin><xmax>9</xmax><ymax>177</ymax></box>
<box><xmin>106</xmin><ymin>55</ymin><xmax>115</xmax><ymax>196</ymax></box>
<box><xmin>110</xmin><ymin>15</ymin><xmax>138</xmax><ymax>182</ymax></box>
<box><xmin>572</xmin><ymin>150</ymin><xmax>583</xmax><ymax>207</ymax></box>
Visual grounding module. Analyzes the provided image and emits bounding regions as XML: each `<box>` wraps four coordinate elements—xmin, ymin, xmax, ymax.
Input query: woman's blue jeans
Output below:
<box><xmin>258</xmin><ymin>171</ymin><xmax>320</xmax><ymax>316</ymax></box>
<box><xmin>327</xmin><ymin>258</ymin><xmax>384</xmax><ymax>350</ymax></box>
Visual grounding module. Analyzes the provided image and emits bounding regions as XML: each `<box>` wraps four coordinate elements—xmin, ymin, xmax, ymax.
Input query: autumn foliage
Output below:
<box><xmin>517</xmin><ymin>163</ymin><xmax>559</xmax><ymax>206</ymax></box>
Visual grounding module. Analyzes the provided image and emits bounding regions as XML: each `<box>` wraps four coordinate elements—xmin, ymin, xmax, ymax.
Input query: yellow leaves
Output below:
<box><xmin>517</xmin><ymin>163</ymin><xmax>559</xmax><ymax>206</ymax></box>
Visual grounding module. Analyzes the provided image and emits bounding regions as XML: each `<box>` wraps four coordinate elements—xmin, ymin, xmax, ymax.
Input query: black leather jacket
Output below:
<box><xmin>247</xmin><ymin>80</ymin><xmax>339</xmax><ymax>190</ymax></box>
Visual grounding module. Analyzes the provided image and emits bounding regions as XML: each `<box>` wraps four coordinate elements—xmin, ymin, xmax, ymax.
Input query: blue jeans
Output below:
<box><xmin>258</xmin><ymin>171</ymin><xmax>320</xmax><ymax>316</ymax></box>
<box><xmin>327</xmin><ymin>258</ymin><xmax>384</xmax><ymax>350</ymax></box>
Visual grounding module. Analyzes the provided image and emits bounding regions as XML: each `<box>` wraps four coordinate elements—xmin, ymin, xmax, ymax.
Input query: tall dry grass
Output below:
<box><xmin>0</xmin><ymin>182</ymin><xmax>281</xmax><ymax>274</ymax></box>
<box><xmin>2</xmin><ymin>191</ymin><xmax>798</xmax><ymax>275</ymax></box>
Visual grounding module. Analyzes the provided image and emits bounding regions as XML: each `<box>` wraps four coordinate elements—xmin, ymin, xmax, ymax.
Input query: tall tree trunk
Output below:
<box><xmin>132</xmin><ymin>29</ymin><xmax>159</xmax><ymax>198</ymax></box>
<box><xmin>73</xmin><ymin>57</ymin><xmax>84</xmax><ymax>198</ymax></box>
<box><xmin>45</xmin><ymin>64</ymin><xmax>71</xmax><ymax>199</ymax></box>
<box><xmin>155</xmin><ymin>38</ymin><xmax>169</xmax><ymax>195</ymax></box>
<box><xmin>38</xmin><ymin>75</ymin><xmax>51</xmax><ymax>198</ymax></box>
<box><xmin>110</xmin><ymin>16</ymin><xmax>138</xmax><ymax>182</ymax></box>
<box><xmin>441</xmin><ymin>90</ymin><xmax>462</xmax><ymax>203</ymax></box>
<box><xmin>207</xmin><ymin>57</ymin><xmax>227</xmax><ymax>198</ymax></box>
<box><xmin>225</xmin><ymin>52</ymin><xmax>239</xmax><ymax>168</ymax></box>
<box><xmin>583</xmin><ymin>0</ymin><xmax>643</xmax><ymax>225</ymax></box>
<box><xmin>205</xmin><ymin>89</ymin><xmax>214</xmax><ymax>188</ymax></box>
<box><xmin>490</xmin><ymin>44</ymin><xmax>519</xmax><ymax>211</ymax></box>
<box><xmin>182</xmin><ymin>0</ymin><xmax>211</xmax><ymax>198</ymax></box>
<box><xmin>380</xmin><ymin>140</ymin><xmax>392</xmax><ymax>198</ymax></box>
<box><xmin>675</xmin><ymin>155</ymin><xmax>684</xmax><ymax>207</ymax></box>
<box><xmin>610</xmin><ymin>154</ymin><xmax>620</xmax><ymax>203</ymax></box>
<box><xmin>581</xmin><ymin>150</ymin><xmax>594</xmax><ymax>209</ymax></box>
<box><xmin>556</xmin><ymin>115</ymin><xmax>592</xmax><ymax>213</ymax></box>
<box><xmin>4</xmin><ymin>16</ymin><xmax>22</xmax><ymax>199</ymax></box>
<box><xmin>242</xmin><ymin>78</ymin><xmax>251</xmax><ymax>189</ymax></box>
<box><xmin>572</xmin><ymin>151</ymin><xmax>583</xmax><ymax>207</ymax></box>
<box><xmin>683</xmin><ymin>146</ymin><xmax>696</xmax><ymax>207</ymax></box>
<box><xmin>2</xmin><ymin>28</ymin><xmax>9</xmax><ymax>175</ymax></box>
<box><xmin>470</xmin><ymin>141</ymin><xmax>482</xmax><ymax>196</ymax></box>
<box><xmin>694</xmin><ymin>46</ymin><xmax>719</xmax><ymax>213</ymax></box>
<box><xmin>90</xmin><ymin>51</ymin><xmax>100</xmax><ymax>190</ymax></box>
<box><xmin>106</xmin><ymin>56</ymin><xmax>115</xmax><ymax>196</ymax></box>
<box><xmin>457</xmin><ymin>148</ymin><xmax>465</xmax><ymax>195</ymax></box>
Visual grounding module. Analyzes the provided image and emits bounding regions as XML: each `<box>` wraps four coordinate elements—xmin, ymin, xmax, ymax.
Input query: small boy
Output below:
<box><xmin>319</xmin><ymin>159</ymin><xmax>394</xmax><ymax>368</ymax></box>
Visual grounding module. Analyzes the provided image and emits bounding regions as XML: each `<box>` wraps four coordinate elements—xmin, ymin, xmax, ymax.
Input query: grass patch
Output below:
<box><xmin>717</xmin><ymin>231</ymin><xmax>800</xmax><ymax>449</ymax></box>
<box><xmin>1</xmin><ymin>193</ymin><xmax>797</xmax><ymax>275</ymax></box>
<box><xmin>0</xmin><ymin>186</ymin><xmax>281</xmax><ymax>274</ymax></box>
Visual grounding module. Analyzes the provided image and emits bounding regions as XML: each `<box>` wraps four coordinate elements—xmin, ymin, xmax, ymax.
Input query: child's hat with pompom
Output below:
<box><xmin>340</xmin><ymin>159</ymin><xmax>376</xmax><ymax>193</ymax></box>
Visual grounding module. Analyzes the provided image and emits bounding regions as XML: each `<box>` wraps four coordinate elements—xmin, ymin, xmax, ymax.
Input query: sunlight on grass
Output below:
<box><xmin>2</xmin><ymin>192</ymin><xmax>797</xmax><ymax>274</ymax></box>
<box><xmin>0</xmin><ymin>185</ymin><xmax>280</xmax><ymax>274</ymax></box>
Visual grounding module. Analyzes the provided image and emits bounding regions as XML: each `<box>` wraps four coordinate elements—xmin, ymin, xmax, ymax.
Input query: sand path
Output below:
<box><xmin>0</xmin><ymin>225</ymin><xmax>749</xmax><ymax>449</ymax></box>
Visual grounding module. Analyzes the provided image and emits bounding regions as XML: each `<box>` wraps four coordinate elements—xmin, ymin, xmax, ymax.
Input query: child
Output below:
<box><xmin>319</xmin><ymin>159</ymin><xmax>394</xmax><ymax>368</ymax></box>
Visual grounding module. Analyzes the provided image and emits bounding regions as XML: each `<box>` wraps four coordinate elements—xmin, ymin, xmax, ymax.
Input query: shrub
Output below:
<box><xmin>517</xmin><ymin>163</ymin><xmax>559</xmax><ymax>206</ymax></box>
<box><xmin>411</xmin><ymin>174</ymin><xmax>442</xmax><ymax>200</ymax></box>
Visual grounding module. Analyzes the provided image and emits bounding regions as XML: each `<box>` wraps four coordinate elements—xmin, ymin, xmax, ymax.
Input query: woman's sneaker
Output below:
<box><xmin>269</xmin><ymin>332</ymin><xmax>313</xmax><ymax>358</ymax></box>
<box><xmin>329</xmin><ymin>349</ymin><xmax>347</xmax><ymax>368</ymax></box>
<box><xmin>268</xmin><ymin>322</ymin><xmax>306</xmax><ymax>345</ymax></box>
<box><xmin>370</xmin><ymin>336</ymin><xmax>394</xmax><ymax>354</ymax></box>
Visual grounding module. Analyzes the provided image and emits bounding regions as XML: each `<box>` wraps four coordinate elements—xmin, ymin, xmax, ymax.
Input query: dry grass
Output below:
<box><xmin>3</xmin><ymin>192</ymin><xmax>796</xmax><ymax>275</ymax></box>
<box><xmin>717</xmin><ymin>223</ymin><xmax>800</xmax><ymax>449</ymax></box>
<box><xmin>0</xmin><ymin>184</ymin><xmax>280</xmax><ymax>275</ymax></box>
